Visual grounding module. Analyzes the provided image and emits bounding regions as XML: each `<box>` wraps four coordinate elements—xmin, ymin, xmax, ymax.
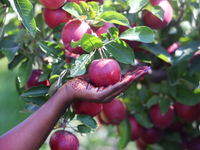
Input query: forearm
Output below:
<box><xmin>0</xmin><ymin>86</ymin><xmax>72</xmax><ymax>150</ymax></box>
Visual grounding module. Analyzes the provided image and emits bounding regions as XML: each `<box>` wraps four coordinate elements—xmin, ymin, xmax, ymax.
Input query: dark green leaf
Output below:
<box><xmin>118</xmin><ymin>118</ymin><xmax>131</xmax><ymax>150</ymax></box>
<box><xmin>120</xmin><ymin>26</ymin><xmax>154</xmax><ymax>43</ymax></box>
<box><xmin>129</xmin><ymin>0</ymin><xmax>149</xmax><ymax>13</ymax></box>
<box><xmin>64</xmin><ymin>109</ymin><xmax>75</xmax><ymax>121</ymax></box>
<box><xmin>146</xmin><ymin>95</ymin><xmax>159</xmax><ymax>109</ymax></box>
<box><xmin>134</xmin><ymin>111</ymin><xmax>154</xmax><ymax>128</ymax></box>
<box><xmin>11</xmin><ymin>0</ymin><xmax>37</xmax><ymax>37</ymax></box>
<box><xmin>189</xmin><ymin>56</ymin><xmax>200</xmax><ymax>76</ymax></box>
<box><xmin>21</xmin><ymin>85</ymin><xmax>49</xmax><ymax>97</ymax></box>
<box><xmin>149</xmin><ymin>83</ymin><xmax>161</xmax><ymax>94</ymax></box>
<box><xmin>162</xmin><ymin>132</ymin><xmax>182</xmax><ymax>143</ymax></box>
<box><xmin>8</xmin><ymin>53</ymin><xmax>26</xmax><ymax>70</ymax></box>
<box><xmin>62</xmin><ymin>2</ymin><xmax>82</xmax><ymax>18</ymax></box>
<box><xmin>97</xmin><ymin>11</ymin><xmax>129</xmax><ymax>26</ymax></box>
<box><xmin>159</xmin><ymin>98</ymin><xmax>170</xmax><ymax>115</ymax></box>
<box><xmin>135</xmin><ymin>52</ymin><xmax>151</xmax><ymax>64</ymax></box>
<box><xmin>38</xmin><ymin>69</ymin><xmax>51</xmax><ymax>82</ymax></box>
<box><xmin>17</xmin><ymin>60</ymin><xmax>32</xmax><ymax>87</ymax></box>
<box><xmin>104</xmin><ymin>39</ymin><xmax>135</xmax><ymax>65</ymax></box>
<box><xmin>81</xmin><ymin>33</ymin><xmax>103</xmax><ymax>52</ymax></box>
<box><xmin>25</xmin><ymin>104</ymin><xmax>40</xmax><ymax>112</ymax></box>
<box><xmin>20</xmin><ymin>96</ymin><xmax>48</xmax><ymax>106</ymax></box>
<box><xmin>77</xmin><ymin>124</ymin><xmax>91</xmax><ymax>133</ymax></box>
<box><xmin>77</xmin><ymin>114</ymin><xmax>98</xmax><ymax>129</ymax></box>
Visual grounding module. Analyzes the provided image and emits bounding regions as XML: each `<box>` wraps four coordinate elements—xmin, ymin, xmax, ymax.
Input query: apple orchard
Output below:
<box><xmin>0</xmin><ymin>0</ymin><xmax>200</xmax><ymax>149</ymax></box>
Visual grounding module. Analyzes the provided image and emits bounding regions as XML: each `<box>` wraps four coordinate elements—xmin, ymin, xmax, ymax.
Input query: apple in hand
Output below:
<box><xmin>99</xmin><ymin>98</ymin><xmax>126</xmax><ymax>125</ymax></box>
<box><xmin>25</xmin><ymin>69</ymin><xmax>50</xmax><ymax>90</ymax></box>
<box><xmin>149</xmin><ymin>103</ymin><xmax>175</xmax><ymax>129</ymax></box>
<box><xmin>142</xmin><ymin>0</ymin><xmax>173</xmax><ymax>29</ymax></box>
<box><xmin>89</xmin><ymin>58</ymin><xmax>121</xmax><ymax>87</ymax></box>
<box><xmin>42</xmin><ymin>8</ymin><xmax>71</xmax><ymax>29</ymax></box>
<box><xmin>62</xmin><ymin>20</ymin><xmax>93</xmax><ymax>54</ymax></box>
<box><xmin>39</xmin><ymin>0</ymin><xmax>67</xmax><ymax>10</ymax></box>
<box><xmin>49</xmin><ymin>130</ymin><xmax>79</xmax><ymax>150</ymax></box>
<box><xmin>95</xmin><ymin>22</ymin><xmax>116</xmax><ymax>37</ymax></box>
<box><xmin>174</xmin><ymin>101</ymin><xmax>200</xmax><ymax>122</ymax></box>
<box><xmin>72</xmin><ymin>101</ymin><xmax>103</xmax><ymax>117</ymax></box>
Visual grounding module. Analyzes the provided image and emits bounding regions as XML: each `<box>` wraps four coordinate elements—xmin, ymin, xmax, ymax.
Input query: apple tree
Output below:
<box><xmin>0</xmin><ymin>0</ymin><xmax>200</xmax><ymax>149</ymax></box>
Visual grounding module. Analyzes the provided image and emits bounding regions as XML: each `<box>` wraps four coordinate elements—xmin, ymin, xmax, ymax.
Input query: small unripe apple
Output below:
<box><xmin>95</xmin><ymin>22</ymin><xmax>116</xmax><ymax>37</ymax></box>
<box><xmin>188</xmin><ymin>137</ymin><xmax>200</xmax><ymax>150</ymax></box>
<box><xmin>142</xmin><ymin>0</ymin><xmax>173</xmax><ymax>29</ymax></box>
<box><xmin>62</xmin><ymin>20</ymin><xmax>93</xmax><ymax>54</ymax></box>
<box><xmin>140</xmin><ymin>127</ymin><xmax>162</xmax><ymax>144</ymax></box>
<box><xmin>67</xmin><ymin>0</ymin><xmax>86</xmax><ymax>5</ymax></box>
<box><xmin>89</xmin><ymin>58</ymin><xmax>121</xmax><ymax>87</ymax></box>
<box><xmin>49</xmin><ymin>130</ymin><xmax>79</xmax><ymax>150</ymax></box>
<box><xmin>174</xmin><ymin>101</ymin><xmax>200</xmax><ymax>122</ymax></box>
<box><xmin>42</xmin><ymin>7</ymin><xmax>71</xmax><ymax>29</ymax></box>
<box><xmin>99</xmin><ymin>98</ymin><xmax>126</xmax><ymax>125</ymax></box>
<box><xmin>25</xmin><ymin>69</ymin><xmax>50</xmax><ymax>90</ymax></box>
<box><xmin>72</xmin><ymin>101</ymin><xmax>103</xmax><ymax>117</ymax></box>
<box><xmin>149</xmin><ymin>103</ymin><xmax>175</xmax><ymax>129</ymax></box>
<box><xmin>39</xmin><ymin>0</ymin><xmax>67</xmax><ymax>10</ymax></box>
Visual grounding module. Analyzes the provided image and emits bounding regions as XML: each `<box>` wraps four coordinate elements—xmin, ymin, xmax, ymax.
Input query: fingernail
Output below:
<box><xmin>145</xmin><ymin>66</ymin><xmax>151</xmax><ymax>72</ymax></box>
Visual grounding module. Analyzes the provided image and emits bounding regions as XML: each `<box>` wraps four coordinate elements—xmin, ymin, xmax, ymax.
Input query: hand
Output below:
<box><xmin>63</xmin><ymin>66</ymin><xmax>150</xmax><ymax>103</ymax></box>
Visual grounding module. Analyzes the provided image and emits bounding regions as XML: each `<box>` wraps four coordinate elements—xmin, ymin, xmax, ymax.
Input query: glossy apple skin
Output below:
<box><xmin>188</xmin><ymin>137</ymin><xmax>200</xmax><ymax>150</ymax></box>
<box><xmin>140</xmin><ymin>127</ymin><xmax>162</xmax><ymax>144</ymax></box>
<box><xmin>42</xmin><ymin>8</ymin><xmax>71</xmax><ymax>29</ymax></box>
<box><xmin>62</xmin><ymin>20</ymin><xmax>93</xmax><ymax>54</ymax></box>
<box><xmin>174</xmin><ymin>101</ymin><xmax>200</xmax><ymax>122</ymax></box>
<box><xmin>99</xmin><ymin>98</ymin><xmax>126</xmax><ymax>125</ymax></box>
<box><xmin>96</xmin><ymin>22</ymin><xmax>116</xmax><ymax>37</ymax></box>
<box><xmin>67</xmin><ymin>0</ymin><xmax>86</xmax><ymax>5</ymax></box>
<box><xmin>25</xmin><ymin>69</ymin><xmax>50</xmax><ymax>90</ymax></box>
<box><xmin>89</xmin><ymin>58</ymin><xmax>121</xmax><ymax>87</ymax></box>
<box><xmin>39</xmin><ymin>0</ymin><xmax>67</xmax><ymax>10</ymax></box>
<box><xmin>49</xmin><ymin>130</ymin><xmax>79</xmax><ymax>150</ymax></box>
<box><xmin>72</xmin><ymin>101</ymin><xmax>103</xmax><ymax>117</ymax></box>
<box><xmin>142</xmin><ymin>0</ymin><xmax>173</xmax><ymax>29</ymax></box>
<box><xmin>118</xmin><ymin>23</ymin><xmax>142</xmax><ymax>49</ymax></box>
<box><xmin>149</xmin><ymin>103</ymin><xmax>175</xmax><ymax>129</ymax></box>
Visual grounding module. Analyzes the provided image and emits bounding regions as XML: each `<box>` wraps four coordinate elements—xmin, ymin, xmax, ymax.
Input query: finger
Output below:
<box><xmin>76</xmin><ymin>74</ymin><xmax>91</xmax><ymax>83</ymax></box>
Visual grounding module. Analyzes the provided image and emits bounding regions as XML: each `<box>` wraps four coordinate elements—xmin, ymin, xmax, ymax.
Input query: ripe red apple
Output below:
<box><xmin>188</xmin><ymin>137</ymin><xmax>200</xmax><ymax>150</ymax></box>
<box><xmin>39</xmin><ymin>0</ymin><xmax>67</xmax><ymax>10</ymax></box>
<box><xmin>135</xmin><ymin>139</ymin><xmax>148</xmax><ymax>150</ymax></box>
<box><xmin>42</xmin><ymin>7</ymin><xmax>71</xmax><ymax>29</ymax></box>
<box><xmin>149</xmin><ymin>103</ymin><xmax>175</xmax><ymax>129</ymax></box>
<box><xmin>99</xmin><ymin>98</ymin><xmax>126</xmax><ymax>125</ymax></box>
<box><xmin>95</xmin><ymin>22</ymin><xmax>116</xmax><ymax>37</ymax></box>
<box><xmin>142</xmin><ymin>0</ymin><xmax>173</xmax><ymax>29</ymax></box>
<box><xmin>96</xmin><ymin>114</ymin><xmax>109</xmax><ymax>125</ymax></box>
<box><xmin>49</xmin><ymin>130</ymin><xmax>79</xmax><ymax>150</ymax></box>
<box><xmin>118</xmin><ymin>22</ymin><xmax>142</xmax><ymax>49</ymax></box>
<box><xmin>72</xmin><ymin>101</ymin><xmax>103</xmax><ymax>117</ymax></box>
<box><xmin>174</xmin><ymin>101</ymin><xmax>200</xmax><ymax>122</ymax></box>
<box><xmin>140</xmin><ymin>127</ymin><xmax>162</xmax><ymax>144</ymax></box>
<box><xmin>67</xmin><ymin>0</ymin><xmax>86</xmax><ymax>5</ymax></box>
<box><xmin>62</xmin><ymin>20</ymin><xmax>93</xmax><ymax>54</ymax></box>
<box><xmin>167</xmin><ymin>42</ymin><xmax>180</xmax><ymax>56</ymax></box>
<box><xmin>89</xmin><ymin>58</ymin><xmax>121</xmax><ymax>87</ymax></box>
<box><xmin>25</xmin><ymin>69</ymin><xmax>50</xmax><ymax>90</ymax></box>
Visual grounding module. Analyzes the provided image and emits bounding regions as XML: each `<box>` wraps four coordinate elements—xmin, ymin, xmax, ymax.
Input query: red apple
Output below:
<box><xmin>49</xmin><ymin>130</ymin><xmax>79</xmax><ymax>150</ymax></box>
<box><xmin>95</xmin><ymin>22</ymin><xmax>116</xmax><ymax>37</ymax></box>
<box><xmin>135</xmin><ymin>139</ymin><xmax>148</xmax><ymax>150</ymax></box>
<box><xmin>42</xmin><ymin>8</ymin><xmax>71</xmax><ymax>29</ymax></box>
<box><xmin>67</xmin><ymin>0</ymin><xmax>86</xmax><ymax>5</ymax></box>
<box><xmin>39</xmin><ymin>0</ymin><xmax>67</xmax><ymax>10</ymax></box>
<box><xmin>118</xmin><ymin>22</ymin><xmax>142</xmax><ymax>49</ymax></box>
<box><xmin>149</xmin><ymin>103</ymin><xmax>175</xmax><ymax>129</ymax></box>
<box><xmin>99</xmin><ymin>98</ymin><xmax>126</xmax><ymax>125</ymax></box>
<box><xmin>62</xmin><ymin>20</ymin><xmax>93</xmax><ymax>54</ymax></box>
<box><xmin>174</xmin><ymin>101</ymin><xmax>200</xmax><ymax>122</ymax></box>
<box><xmin>25</xmin><ymin>69</ymin><xmax>50</xmax><ymax>90</ymax></box>
<box><xmin>188</xmin><ymin>137</ymin><xmax>200</xmax><ymax>150</ymax></box>
<box><xmin>167</xmin><ymin>42</ymin><xmax>180</xmax><ymax>56</ymax></box>
<box><xmin>142</xmin><ymin>0</ymin><xmax>173</xmax><ymax>29</ymax></box>
<box><xmin>89</xmin><ymin>58</ymin><xmax>121</xmax><ymax>87</ymax></box>
<box><xmin>96</xmin><ymin>114</ymin><xmax>109</xmax><ymax>125</ymax></box>
<box><xmin>72</xmin><ymin>101</ymin><xmax>103</xmax><ymax>117</ymax></box>
<box><xmin>140</xmin><ymin>127</ymin><xmax>162</xmax><ymax>144</ymax></box>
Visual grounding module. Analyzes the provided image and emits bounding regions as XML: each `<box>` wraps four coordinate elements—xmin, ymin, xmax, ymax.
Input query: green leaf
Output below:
<box><xmin>71</xmin><ymin>54</ymin><xmax>92</xmax><ymax>77</ymax></box>
<box><xmin>0</xmin><ymin>39</ymin><xmax>20</xmax><ymax>62</ymax></box>
<box><xmin>159</xmin><ymin>98</ymin><xmax>170</xmax><ymax>115</ymax></box>
<box><xmin>141</xmin><ymin>43</ymin><xmax>171</xmax><ymax>63</ymax></box>
<box><xmin>80</xmin><ymin>1</ymin><xmax>96</xmax><ymax>19</ymax></box>
<box><xmin>104</xmin><ymin>39</ymin><xmax>135</xmax><ymax>65</ymax></box>
<box><xmin>97</xmin><ymin>11</ymin><xmax>129</xmax><ymax>26</ymax></box>
<box><xmin>9</xmin><ymin>0</ymin><xmax>37</xmax><ymax>37</ymax></box>
<box><xmin>81</xmin><ymin>33</ymin><xmax>103</xmax><ymax>52</ymax></box>
<box><xmin>162</xmin><ymin>132</ymin><xmax>182</xmax><ymax>143</ymax></box>
<box><xmin>146</xmin><ymin>95</ymin><xmax>159</xmax><ymax>109</ymax></box>
<box><xmin>71</xmin><ymin>40</ymin><xmax>81</xmax><ymax>49</ymax></box>
<box><xmin>144</xmin><ymin>4</ymin><xmax>164</xmax><ymax>21</ymax></box>
<box><xmin>107</xmin><ymin>27</ymin><xmax>119</xmax><ymax>39</ymax></box>
<box><xmin>25</xmin><ymin>104</ymin><xmax>40</xmax><ymax>112</ymax></box>
<box><xmin>20</xmin><ymin>96</ymin><xmax>48</xmax><ymax>106</ymax></box>
<box><xmin>134</xmin><ymin>111</ymin><xmax>154</xmax><ymax>128</ymax></box>
<box><xmin>77</xmin><ymin>114</ymin><xmax>98</xmax><ymax>129</ymax></box>
<box><xmin>87</xmin><ymin>1</ymin><xmax>99</xmax><ymax>12</ymax></box>
<box><xmin>17</xmin><ymin>60</ymin><xmax>32</xmax><ymax>87</ymax></box>
<box><xmin>62</xmin><ymin>2</ymin><xmax>82</xmax><ymax>18</ymax></box>
<box><xmin>38</xmin><ymin>41</ymin><xmax>65</xmax><ymax>60</ymax></box>
<box><xmin>129</xmin><ymin>0</ymin><xmax>149</xmax><ymax>13</ymax></box>
<box><xmin>149</xmin><ymin>83</ymin><xmax>161</xmax><ymax>94</ymax></box>
<box><xmin>189</xmin><ymin>56</ymin><xmax>200</xmax><ymax>76</ymax></box>
<box><xmin>21</xmin><ymin>85</ymin><xmax>49</xmax><ymax>97</ymax></box>
<box><xmin>77</xmin><ymin>124</ymin><xmax>91</xmax><ymax>133</ymax></box>
<box><xmin>64</xmin><ymin>109</ymin><xmax>75</xmax><ymax>121</ymax></box>
<box><xmin>38</xmin><ymin>69</ymin><xmax>51</xmax><ymax>82</ymax></box>
<box><xmin>135</xmin><ymin>52</ymin><xmax>151</xmax><ymax>64</ymax></box>
<box><xmin>118</xmin><ymin>118</ymin><xmax>131</xmax><ymax>150</ymax></box>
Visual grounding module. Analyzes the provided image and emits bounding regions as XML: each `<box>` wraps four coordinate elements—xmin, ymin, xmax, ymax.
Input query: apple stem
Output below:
<box><xmin>98</xmin><ymin>48</ymin><xmax>104</xmax><ymax>59</ymax></box>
